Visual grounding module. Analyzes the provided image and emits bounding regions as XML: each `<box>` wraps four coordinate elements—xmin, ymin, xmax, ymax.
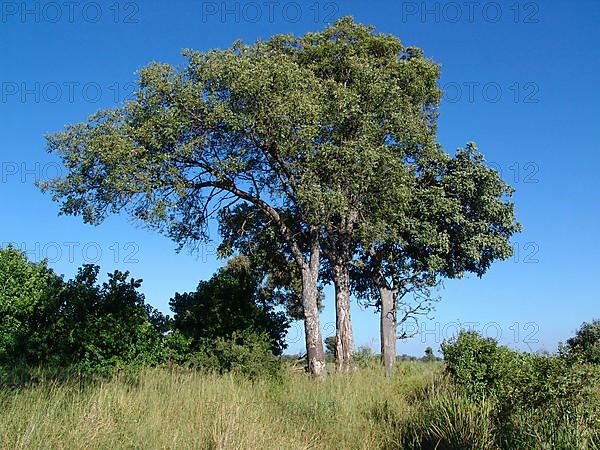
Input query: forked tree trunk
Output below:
<box><xmin>379</xmin><ymin>286</ymin><xmax>397</xmax><ymax>378</ymax></box>
<box><xmin>332</xmin><ymin>262</ymin><xmax>354</xmax><ymax>372</ymax></box>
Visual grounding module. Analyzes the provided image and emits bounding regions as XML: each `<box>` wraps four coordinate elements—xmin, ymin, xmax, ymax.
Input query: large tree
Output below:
<box><xmin>40</xmin><ymin>18</ymin><xmax>441</xmax><ymax>376</ymax></box>
<box><xmin>217</xmin><ymin>19</ymin><xmax>442</xmax><ymax>371</ymax></box>
<box><xmin>296</xmin><ymin>20</ymin><xmax>441</xmax><ymax>371</ymax></box>
<box><xmin>354</xmin><ymin>143</ymin><xmax>521</xmax><ymax>377</ymax></box>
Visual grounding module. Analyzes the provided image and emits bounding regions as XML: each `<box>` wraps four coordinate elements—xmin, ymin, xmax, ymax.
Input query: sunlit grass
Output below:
<box><xmin>0</xmin><ymin>361</ymin><xmax>596</xmax><ymax>449</ymax></box>
<box><xmin>0</xmin><ymin>363</ymin><xmax>435</xmax><ymax>449</ymax></box>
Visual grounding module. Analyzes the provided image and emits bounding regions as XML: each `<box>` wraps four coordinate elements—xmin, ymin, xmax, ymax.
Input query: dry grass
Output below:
<box><xmin>0</xmin><ymin>362</ymin><xmax>439</xmax><ymax>450</ymax></box>
<box><xmin>3</xmin><ymin>361</ymin><xmax>595</xmax><ymax>449</ymax></box>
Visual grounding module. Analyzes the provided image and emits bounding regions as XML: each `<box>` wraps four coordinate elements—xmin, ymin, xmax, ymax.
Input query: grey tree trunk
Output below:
<box><xmin>379</xmin><ymin>286</ymin><xmax>396</xmax><ymax>378</ymax></box>
<box><xmin>333</xmin><ymin>262</ymin><xmax>354</xmax><ymax>372</ymax></box>
<box><xmin>299</xmin><ymin>235</ymin><xmax>326</xmax><ymax>379</ymax></box>
<box><xmin>301</xmin><ymin>268</ymin><xmax>326</xmax><ymax>379</ymax></box>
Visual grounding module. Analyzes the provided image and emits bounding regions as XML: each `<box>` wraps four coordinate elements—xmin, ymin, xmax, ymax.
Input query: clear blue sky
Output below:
<box><xmin>2</xmin><ymin>0</ymin><xmax>599</xmax><ymax>356</ymax></box>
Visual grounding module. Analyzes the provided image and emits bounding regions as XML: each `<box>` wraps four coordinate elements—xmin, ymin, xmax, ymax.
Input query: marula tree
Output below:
<box><xmin>40</xmin><ymin>17</ymin><xmax>442</xmax><ymax>376</ymax></box>
<box><xmin>39</xmin><ymin>18</ymin><xmax>518</xmax><ymax>378</ymax></box>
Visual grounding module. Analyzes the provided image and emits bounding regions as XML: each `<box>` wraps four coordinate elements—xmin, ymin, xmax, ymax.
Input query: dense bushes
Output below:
<box><xmin>433</xmin><ymin>330</ymin><xmax>600</xmax><ymax>448</ymax></box>
<box><xmin>0</xmin><ymin>248</ymin><xmax>288</xmax><ymax>379</ymax></box>
<box><xmin>441</xmin><ymin>330</ymin><xmax>595</xmax><ymax>411</ymax></box>
<box><xmin>49</xmin><ymin>265</ymin><xmax>168</xmax><ymax>373</ymax></box>
<box><xmin>0</xmin><ymin>254</ymin><xmax>168</xmax><ymax>373</ymax></box>
<box><xmin>0</xmin><ymin>247</ymin><xmax>62</xmax><ymax>365</ymax></box>
<box><xmin>169</xmin><ymin>255</ymin><xmax>289</xmax><ymax>357</ymax></box>
<box><xmin>367</xmin><ymin>331</ymin><xmax>600</xmax><ymax>449</ymax></box>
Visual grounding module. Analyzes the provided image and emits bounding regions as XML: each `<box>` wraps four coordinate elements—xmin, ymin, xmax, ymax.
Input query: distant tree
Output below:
<box><xmin>324</xmin><ymin>336</ymin><xmax>336</xmax><ymax>356</ymax></box>
<box><xmin>567</xmin><ymin>320</ymin><xmax>600</xmax><ymax>364</ymax></box>
<box><xmin>169</xmin><ymin>256</ymin><xmax>289</xmax><ymax>356</ymax></box>
<box><xmin>423</xmin><ymin>347</ymin><xmax>435</xmax><ymax>362</ymax></box>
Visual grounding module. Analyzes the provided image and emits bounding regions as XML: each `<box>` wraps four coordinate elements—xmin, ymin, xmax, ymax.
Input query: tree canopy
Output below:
<box><xmin>39</xmin><ymin>17</ymin><xmax>519</xmax><ymax>377</ymax></box>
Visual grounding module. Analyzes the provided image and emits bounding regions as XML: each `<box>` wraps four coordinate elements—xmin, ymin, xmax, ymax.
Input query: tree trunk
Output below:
<box><xmin>333</xmin><ymin>261</ymin><xmax>354</xmax><ymax>372</ymax></box>
<box><xmin>300</xmin><ymin>235</ymin><xmax>326</xmax><ymax>379</ymax></box>
<box><xmin>301</xmin><ymin>268</ymin><xmax>326</xmax><ymax>379</ymax></box>
<box><xmin>379</xmin><ymin>286</ymin><xmax>396</xmax><ymax>378</ymax></box>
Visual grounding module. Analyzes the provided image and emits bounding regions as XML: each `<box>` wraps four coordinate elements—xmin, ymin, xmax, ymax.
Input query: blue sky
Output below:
<box><xmin>2</xmin><ymin>0</ymin><xmax>599</xmax><ymax>356</ymax></box>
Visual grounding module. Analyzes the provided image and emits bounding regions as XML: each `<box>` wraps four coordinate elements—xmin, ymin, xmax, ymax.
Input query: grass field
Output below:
<box><xmin>0</xmin><ymin>362</ymin><xmax>597</xmax><ymax>449</ymax></box>
<box><xmin>0</xmin><ymin>362</ymin><xmax>433</xmax><ymax>449</ymax></box>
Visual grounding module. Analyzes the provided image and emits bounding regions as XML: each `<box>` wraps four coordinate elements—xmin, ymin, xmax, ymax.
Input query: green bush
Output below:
<box><xmin>499</xmin><ymin>403</ymin><xmax>600</xmax><ymax>449</ymax></box>
<box><xmin>352</xmin><ymin>345</ymin><xmax>378</xmax><ymax>369</ymax></box>
<box><xmin>45</xmin><ymin>265</ymin><xmax>167</xmax><ymax>374</ymax></box>
<box><xmin>0</xmin><ymin>247</ymin><xmax>168</xmax><ymax>376</ymax></box>
<box><xmin>164</xmin><ymin>324</ymin><xmax>283</xmax><ymax>378</ymax></box>
<box><xmin>0</xmin><ymin>246</ymin><xmax>62</xmax><ymax>365</ymax></box>
<box><xmin>441</xmin><ymin>330</ymin><xmax>594</xmax><ymax>413</ymax></box>
<box><xmin>169</xmin><ymin>256</ymin><xmax>289</xmax><ymax>356</ymax></box>
<box><xmin>174</xmin><ymin>330</ymin><xmax>282</xmax><ymax>379</ymax></box>
<box><xmin>372</xmin><ymin>368</ymin><xmax>600</xmax><ymax>450</ymax></box>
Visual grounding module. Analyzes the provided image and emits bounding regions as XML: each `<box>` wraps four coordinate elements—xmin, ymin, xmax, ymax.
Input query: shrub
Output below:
<box><xmin>352</xmin><ymin>345</ymin><xmax>378</xmax><ymax>369</ymax></box>
<box><xmin>440</xmin><ymin>330</ymin><xmax>507</xmax><ymax>400</ymax></box>
<box><xmin>0</xmin><ymin>251</ymin><xmax>168</xmax><ymax>376</ymax></box>
<box><xmin>0</xmin><ymin>247</ymin><xmax>63</xmax><ymax>365</ymax></box>
<box><xmin>499</xmin><ymin>403</ymin><xmax>600</xmax><ymax>449</ymax></box>
<box><xmin>48</xmin><ymin>265</ymin><xmax>167</xmax><ymax>374</ymax></box>
<box><xmin>177</xmin><ymin>330</ymin><xmax>282</xmax><ymax>379</ymax></box>
<box><xmin>441</xmin><ymin>330</ymin><xmax>594</xmax><ymax>413</ymax></box>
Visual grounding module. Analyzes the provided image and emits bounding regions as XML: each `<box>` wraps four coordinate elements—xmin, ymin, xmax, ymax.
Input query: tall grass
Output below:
<box><xmin>0</xmin><ymin>363</ymin><xmax>431</xmax><ymax>449</ymax></box>
<box><xmin>0</xmin><ymin>361</ymin><xmax>597</xmax><ymax>449</ymax></box>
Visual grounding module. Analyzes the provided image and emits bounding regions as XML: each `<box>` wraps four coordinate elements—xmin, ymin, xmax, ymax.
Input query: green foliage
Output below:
<box><xmin>324</xmin><ymin>336</ymin><xmax>336</xmax><ymax>355</ymax></box>
<box><xmin>51</xmin><ymin>265</ymin><xmax>167</xmax><ymax>373</ymax></box>
<box><xmin>422</xmin><ymin>346</ymin><xmax>436</xmax><ymax>362</ymax></box>
<box><xmin>218</xmin><ymin>204</ymin><xmax>325</xmax><ymax>322</ymax></box>
<box><xmin>0</xmin><ymin>247</ymin><xmax>62</xmax><ymax>365</ymax></box>
<box><xmin>441</xmin><ymin>330</ymin><xmax>505</xmax><ymax>399</ymax></box>
<box><xmin>0</xmin><ymin>253</ymin><xmax>167</xmax><ymax>374</ymax></box>
<box><xmin>169</xmin><ymin>255</ymin><xmax>289</xmax><ymax>357</ymax></box>
<box><xmin>351</xmin><ymin>345</ymin><xmax>378</xmax><ymax>369</ymax></box>
<box><xmin>442</xmin><ymin>330</ymin><xmax>596</xmax><ymax>414</ymax></box>
<box><xmin>37</xmin><ymin>17</ymin><xmax>521</xmax><ymax>379</ymax></box>
<box><xmin>38</xmin><ymin>17</ymin><xmax>441</xmax><ymax>248</ymax></box>
<box><xmin>499</xmin><ymin>403</ymin><xmax>600</xmax><ymax>449</ymax></box>
<box><xmin>192</xmin><ymin>330</ymin><xmax>282</xmax><ymax>379</ymax></box>
<box><xmin>567</xmin><ymin>319</ymin><xmax>600</xmax><ymax>364</ymax></box>
<box><xmin>1</xmin><ymin>249</ymin><xmax>286</xmax><ymax>379</ymax></box>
